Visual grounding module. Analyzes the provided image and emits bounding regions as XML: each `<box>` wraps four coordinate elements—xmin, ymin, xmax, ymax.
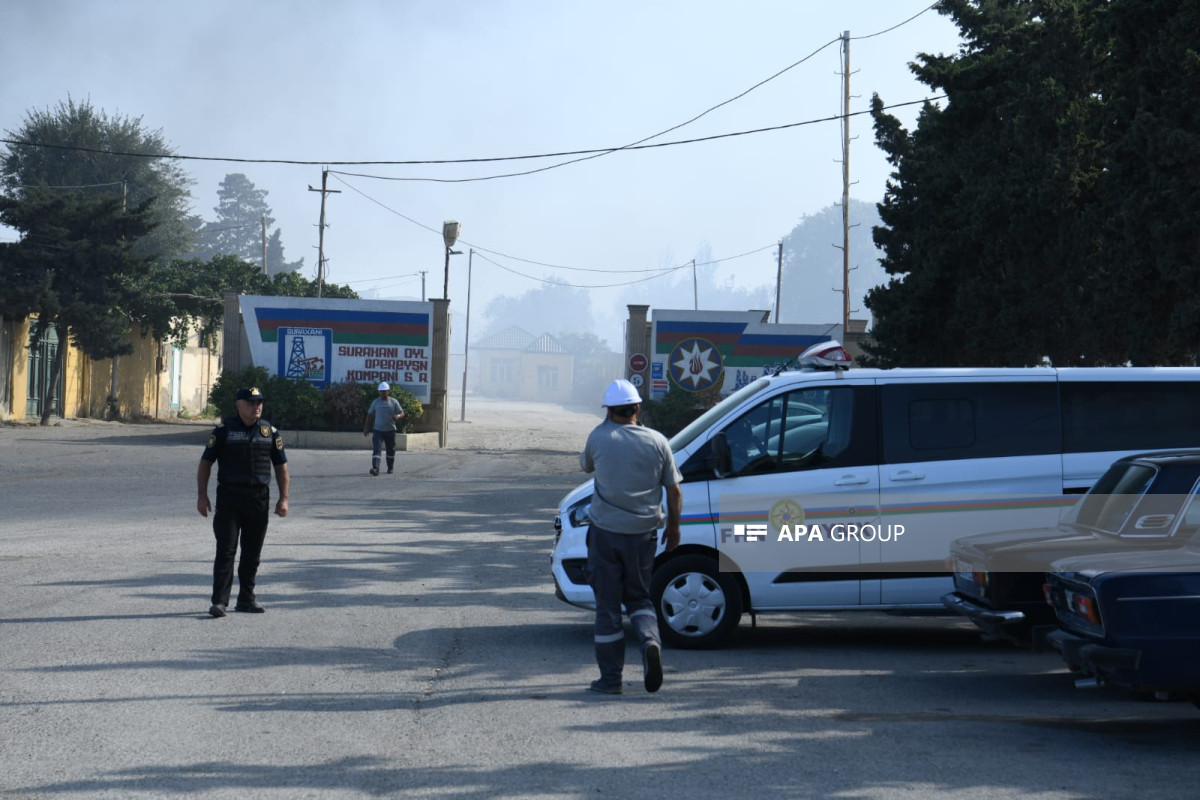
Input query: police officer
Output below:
<box><xmin>580</xmin><ymin>378</ymin><xmax>682</xmax><ymax>694</ymax></box>
<box><xmin>196</xmin><ymin>386</ymin><xmax>290</xmax><ymax>618</ymax></box>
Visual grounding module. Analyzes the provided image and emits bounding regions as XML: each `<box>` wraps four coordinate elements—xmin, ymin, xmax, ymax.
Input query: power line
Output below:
<box><xmin>0</xmin><ymin>96</ymin><xmax>942</xmax><ymax>174</ymax></box>
<box><xmin>473</xmin><ymin>251</ymin><xmax>696</xmax><ymax>289</ymax></box>
<box><xmin>472</xmin><ymin>244</ymin><xmax>780</xmax><ymax>290</ymax></box>
<box><xmin>330</xmin><ymin>172</ymin><xmax>786</xmax><ymax>282</ymax></box>
<box><xmin>410</xmin><ymin>0</ymin><xmax>942</xmax><ymax>185</ymax></box>
<box><xmin>17</xmin><ymin>180</ymin><xmax>123</xmax><ymax>190</ymax></box>
<box><xmin>343</xmin><ymin>272</ymin><xmax>422</xmax><ymax>286</ymax></box>
<box><xmin>851</xmin><ymin>2</ymin><xmax>940</xmax><ymax>41</ymax></box>
<box><xmin>327</xmin><ymin>98</ymin><xmax>941</xmax><ymax>184</ymax></box>
<box><xmin>196</xmin><ymin>222</ymin><xmax>261</xmax><ymax>233</ymax></box>
<box><xmin>330</xmin><ymin>172</ymin><xmax>687</xmax><ymax>274</ymax></box>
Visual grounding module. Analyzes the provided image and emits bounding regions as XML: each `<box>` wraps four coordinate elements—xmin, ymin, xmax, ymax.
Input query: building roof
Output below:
<box><xmin>475</xmin><ymin>325</ymin><xmax>536</xmax><ymax>351</ymax></box>
<box><xmin>525</xmin><ymin>333</ymin><xmax>568</xmax><ymax>355</ymax></box>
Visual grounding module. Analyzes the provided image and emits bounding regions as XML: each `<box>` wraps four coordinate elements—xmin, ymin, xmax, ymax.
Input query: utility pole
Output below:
<box><xmin>840</xmin><ymin>30</ymin><xmax>852</xmax><ymax>335</ymax></box>
<box><xmin>308</xmin><ymin>169</ymin><xmax>340</xmax><ymax>298</ymax></box>
<box><xmin>774</xmin><ymin>241</ymin><xmax>784</xmax><ymax>323</ymax></box>
<box><xmin>420</xmin><ymin>270</ymin><xmax>427</xmax><ymax>302</ymax></box>
<box><xmin>691</xmin><ymin>259</ymin><xmax>698</xmax><ymax>310</ymax></box>
<box><xmin>261</xmin><ymin>215</ymin><xmax>268</xmax><ymax>276</ymax></box>
<box><xmin>460</xmin><ymin>249</ymin><xmax>473</xmax><ymax>422</ymax></box>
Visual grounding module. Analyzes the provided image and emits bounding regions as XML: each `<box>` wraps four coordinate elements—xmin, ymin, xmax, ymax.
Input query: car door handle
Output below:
<box><xmin>888</xmin><ymin>470</ymin><xmax>926</xmax><ymax>482</ymax></box>
<box><xmin>833</xmin><ymin>475</ymin><xmax>870</xmax><ymax>486</ymax></box>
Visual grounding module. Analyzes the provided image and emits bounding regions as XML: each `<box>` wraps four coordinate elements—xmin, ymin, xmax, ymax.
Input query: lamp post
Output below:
<box><xmin>442</xmin><ymin>220</ymin><xmax>461</xmax><ymax>299</ymax></box>
<box><xmin>460</xmin><ymin>248</ymin><xmax>474</xmax><ymax>421</ymax></box>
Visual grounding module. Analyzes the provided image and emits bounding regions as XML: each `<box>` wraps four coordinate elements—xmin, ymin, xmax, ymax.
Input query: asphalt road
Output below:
<box><xmin>2</xmin><ymin>407</ymin><xmax>1200</xmax><ymax>800</ymax></box>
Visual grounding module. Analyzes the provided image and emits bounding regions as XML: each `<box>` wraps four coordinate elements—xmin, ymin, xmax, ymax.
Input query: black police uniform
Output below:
<box><xmin>201</xmin><ymin>416</ymin><xmax>287</xmax><ymax>608</ymax></box>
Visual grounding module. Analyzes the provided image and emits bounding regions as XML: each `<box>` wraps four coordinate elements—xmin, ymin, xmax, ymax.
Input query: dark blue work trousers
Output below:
<box><xmin>587</xmin><ymin>525</ymin><xmax>661</xmax><ymax>683</ymax></box>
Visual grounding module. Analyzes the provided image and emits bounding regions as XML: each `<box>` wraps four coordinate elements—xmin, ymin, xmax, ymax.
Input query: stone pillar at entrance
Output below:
<box><xmin>625</xmin><ymin>304</ymin><xmax>651</xmax><ymax>401</ymax></box>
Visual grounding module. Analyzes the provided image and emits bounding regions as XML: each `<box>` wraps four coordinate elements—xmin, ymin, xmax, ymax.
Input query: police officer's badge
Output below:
<box><xmin>259</xmin><ymin>424</ymin><xmax>271</xmax><ymax>438</ymax></box>
<box><xmin>275</xmin><ymin>435</ymin><xmax>284</xmax><ymax>450</ymax></box>
<box><xmin>206</xmin><ymin>435</ymin><xmax>216</xmax><ymax>448</ymax></box>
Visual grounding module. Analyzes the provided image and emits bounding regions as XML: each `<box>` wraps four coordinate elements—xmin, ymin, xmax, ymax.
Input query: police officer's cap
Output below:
<box><xmin>236</xmin><ymin>386</ymin><xmax>265</xmax><ymax>402</ymax></box>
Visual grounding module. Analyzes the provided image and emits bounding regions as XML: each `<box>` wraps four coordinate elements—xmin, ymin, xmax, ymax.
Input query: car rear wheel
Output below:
<box><xmin>651</xmin><ymin>555</ymin><xmax>743</xmax><ymax>649</ymax></box>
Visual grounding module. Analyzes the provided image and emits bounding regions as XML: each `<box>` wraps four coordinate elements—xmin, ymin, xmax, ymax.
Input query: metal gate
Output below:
<box><xmin>26</xmin><ymin>324</ymin><xmax>63</xmax><ymax>419</ymax></box>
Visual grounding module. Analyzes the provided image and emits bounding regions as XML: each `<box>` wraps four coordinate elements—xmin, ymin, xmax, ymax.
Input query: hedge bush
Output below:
<box><xmin>209</xmin><ymin>371</ymin><xmax>424</xmax><ymax>433</ymax></box>
<box><xmin>641</xmin><ymin>387</ymin><xmax>708</xmax><ymax>438</ymax></box>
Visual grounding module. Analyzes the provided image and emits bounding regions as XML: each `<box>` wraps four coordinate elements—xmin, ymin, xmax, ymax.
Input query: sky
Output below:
<box><xmin>1</xmin><ymin>0</ymin><xmax>963</xmax><ymax>348</ymax></box>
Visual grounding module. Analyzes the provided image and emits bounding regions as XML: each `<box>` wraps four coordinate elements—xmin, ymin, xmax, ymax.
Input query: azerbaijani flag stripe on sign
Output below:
<box><xmin>732</xmin><ymin>334</ymin><xmax>828</xmax><ymax>358</ymax></box>
<box><xmin>254</xmin><ymin>308</ymin><xmax>429</xmax><ymax>345</ymax></box>
<box><xmin>654</xmin><ymin>321</ymin><xmax>747</xmax><ymax>348</ymax></box>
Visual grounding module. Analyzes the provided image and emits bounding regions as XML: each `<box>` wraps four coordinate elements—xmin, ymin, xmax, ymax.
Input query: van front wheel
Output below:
<box><xmin>651</xmin><ymin>555</ymin><xmax>743</xmax><ymax>649</ymax></box>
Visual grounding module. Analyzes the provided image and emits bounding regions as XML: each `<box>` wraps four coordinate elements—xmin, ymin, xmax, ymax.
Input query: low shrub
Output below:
<box><xmin>209</xmin><ymin>365</ymin><xmax>270</xmax><ymax>418</ymax></box>
<box><xmin>264</xmin><ymin>375</ymin><xmax>323</xmax><ymax>431</ymax></box>
<box><xmin>641</xmin><ymin>387</ymin><xmax>707</xmax><ymax>438</ymax></box>
<box><xmin>210</xmin><ymin>371</ymin><xmax>424</xmax><ymax>432</ymax></box>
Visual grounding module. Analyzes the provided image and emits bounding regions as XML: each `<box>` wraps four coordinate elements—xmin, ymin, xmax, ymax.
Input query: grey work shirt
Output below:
<box><xmin>581</xmin><ymin>419</ymin><xmax>682</xmax><ymax>534</ymax></box>
<box><xmin>367</xmin><ymin>396</ymin><xmax>404</xmax><ymax>432</ymax></box>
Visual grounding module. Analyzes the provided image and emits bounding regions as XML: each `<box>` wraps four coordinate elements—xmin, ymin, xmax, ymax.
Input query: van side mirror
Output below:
<box><xmin>711</xmin><ymin>432</ymin><xmax>732</xmax><ymax>478</ymax></box>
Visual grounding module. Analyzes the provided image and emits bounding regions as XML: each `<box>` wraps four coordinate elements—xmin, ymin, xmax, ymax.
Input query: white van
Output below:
<box><xmin>550</xmin><ymin>343</ymin><xmax>1200</xmax><ymax>647</ymax></box>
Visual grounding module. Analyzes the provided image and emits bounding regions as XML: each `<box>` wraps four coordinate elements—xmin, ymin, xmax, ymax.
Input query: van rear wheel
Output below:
<box><xmin>651</xmin><ymin>555</ymin><xmax>743</xmax><ymax>649</ymax></box>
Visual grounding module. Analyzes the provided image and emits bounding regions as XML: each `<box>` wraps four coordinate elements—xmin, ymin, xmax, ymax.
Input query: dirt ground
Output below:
<box><xmin>446</xmin><ymin>392</ymin><xmax>603</xmax><ymax>453</ymax></box>
<box><xmin>1</xmin><ymin>390</ymin><xmax>606</xmax><ymax>457</ymax></box>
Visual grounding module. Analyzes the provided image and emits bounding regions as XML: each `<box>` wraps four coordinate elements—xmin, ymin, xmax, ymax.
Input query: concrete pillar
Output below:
<box><xmin>626</xmin><ymin>304</ymin><xmax>650</xmax><ymax>401</ymax></box>
<box><xmin>427</xmin><ymin>298</ymin><xmax>451</xmax><ymax>447</ymax></box>
<box><xmin>220</xmin><ymin>291</ymin><xmax>245</xmax><ymax>374</ymax></box>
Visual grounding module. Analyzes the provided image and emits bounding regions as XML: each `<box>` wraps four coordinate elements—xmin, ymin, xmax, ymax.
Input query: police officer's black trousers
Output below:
<box><xmin>212</xmin><ymin>484</ymin><xmax>270</xmax><ymax>607</ymax></box>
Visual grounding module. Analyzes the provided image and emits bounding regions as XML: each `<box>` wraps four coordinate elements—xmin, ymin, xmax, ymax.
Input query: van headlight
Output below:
<box><xmin>568</xmin><ymin>497</ymin><xmax>593</xmax><ymax>529</ymax></box>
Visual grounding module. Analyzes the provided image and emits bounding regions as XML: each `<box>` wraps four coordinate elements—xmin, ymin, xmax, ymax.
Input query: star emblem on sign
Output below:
<box><xmin>669</xmin><ymin>337</ymin><xmax>723</xmax><ymax>392</ymax></box>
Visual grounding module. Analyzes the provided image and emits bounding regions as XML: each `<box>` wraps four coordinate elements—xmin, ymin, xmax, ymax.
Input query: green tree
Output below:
<box><xmin>779</xmin><ymin>201</ymin><xmax>885</xmax><ymax>325</ymax></box>
<box><xmin>481</xmin><ymin>280</ymin><xmax>596</xmax><ymax>338</ymax></box>
<box><xmin>558</xmin><ymin>331</ymin><xmax>617</xmax><ymax>405</ymax></box>
<box><xmin>142</xmin><ymin>254</ymin><xmax>357</xmax><ymax>349</ymax></box>
<box><xmin>189</xmin><ymin>173</ymin><xmax>304</xmax><ymax>275</ymax></box>
<box><xmin>2</xmin><ymin>97</ymin><xmax>194</xmax><ymax>264</ymax></box>
<box><xmin>865</xmin><ymin>0</ymin><xmax>1108</xmax><ymax>366</ymax></box>
<box><xmin>0</xmin><ymin>190</ymin><xmax>156</xmax><ymax>423</ymax></box>
<box><xmin>1085</xmin><ymin>0</ymin><xmax>1200</xmax><ymax>364</ymax></box>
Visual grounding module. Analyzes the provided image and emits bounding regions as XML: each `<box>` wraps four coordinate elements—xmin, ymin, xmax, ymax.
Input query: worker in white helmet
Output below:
<box><xmin>362</xmin><ymin>381</ymin><xmax>405</xmax><ymax>476</ymax></box>
<box><xmin>579</xmin><ymin>378</ymin><xmax>682</xmax><ymax>695</ymax></box>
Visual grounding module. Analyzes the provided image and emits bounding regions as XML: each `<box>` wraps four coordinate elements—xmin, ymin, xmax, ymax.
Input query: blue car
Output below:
<box><xmin>1045</xmin><ymin>546</ymin><xmax>1200</xmax><ymax>703</ymax></box>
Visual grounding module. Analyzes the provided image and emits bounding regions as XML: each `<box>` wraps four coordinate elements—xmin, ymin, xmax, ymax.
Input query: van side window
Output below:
<box><xmin>882</xmin><ymin>382</ymin><xmax>1059</xmax><ymax>464</ymax></box>
<box><xmin>725</xmin><ymin>386</ymin><xmax>865</xmax><ymax>476</ymax></box>
<box><xmin>1062</xmin><ymin>382</ymin><xmax>1200</xmax><ymax>453</ymax></box>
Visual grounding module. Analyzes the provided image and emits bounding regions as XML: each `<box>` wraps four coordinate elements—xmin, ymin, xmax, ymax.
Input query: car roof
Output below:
<box><xmin>1117</xmin><ymin>450</ymin><xmax>1200</xmax><ymax>467</ymax></box>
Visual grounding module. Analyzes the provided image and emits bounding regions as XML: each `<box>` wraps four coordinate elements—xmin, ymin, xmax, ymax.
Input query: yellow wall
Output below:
<box><xmin>518</xmin><ymin>352</ymin><xmax>574</xmax><ymax>403</ymax></box>
<box><xmin>2</xmin><ymin>315</ymin><xmax>218</xmax><ymax>421</ymax></box>
<box><xmin>88</xmin><ymin>330</ymin><xmax>219</xmax><ymax>420</ymax></box>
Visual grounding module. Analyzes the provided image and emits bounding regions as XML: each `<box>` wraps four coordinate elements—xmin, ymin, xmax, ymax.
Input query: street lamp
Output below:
<box><xmin>442</xmin><ymin>220</ymin><xmax>461</xmax><ymax>299</ymax></box>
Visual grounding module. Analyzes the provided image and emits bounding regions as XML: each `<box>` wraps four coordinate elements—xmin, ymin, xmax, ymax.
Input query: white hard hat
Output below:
<box><xmin>602</xmin><ymin>378</ymin><xmax>641</xmax><ymax>407</ymax></box>
<box><xmin>378</xmin><ymin>382</ymin><xmax>390</xmax><ymax>391</ymax></box>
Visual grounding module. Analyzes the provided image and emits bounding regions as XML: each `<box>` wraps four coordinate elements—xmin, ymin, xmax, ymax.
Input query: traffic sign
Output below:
<box><xmin>629</xmin><ymin>353</ymin><xmax>648</xmax><ymax>372</ymax></box>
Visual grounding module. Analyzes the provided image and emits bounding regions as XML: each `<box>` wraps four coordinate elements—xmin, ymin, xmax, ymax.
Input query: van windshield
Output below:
<box><xmin>669</xmin><ymin>377</ymin><xmax>773</xmax><ymax>453</ymax></box>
